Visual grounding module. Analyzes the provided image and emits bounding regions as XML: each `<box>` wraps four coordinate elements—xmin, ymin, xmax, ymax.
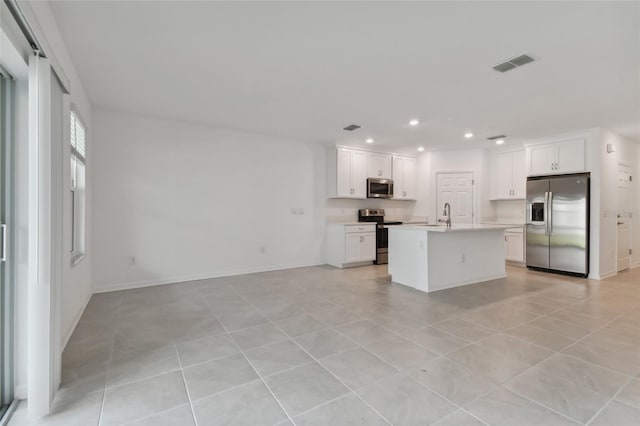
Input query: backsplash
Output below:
<box><xmin>493</xmin><ymin>199</ymin><xmax>526</xmax><ymax>223</ymax></box>
<box><xmin>324</xmin><ymin>198</ymin><xmax>421</xmax><ymax>223</ymax></box>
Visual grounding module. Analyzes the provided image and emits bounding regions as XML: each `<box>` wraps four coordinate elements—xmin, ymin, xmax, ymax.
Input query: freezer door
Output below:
<box><xmin>549</xmin><ymin>175</ymin><xmax>589</xmax><ymax>275</ymax></box>
<box><xmin>526</xmin><ymin>179</ymin><xmax>550</xmax><ymax>269</ymax></box>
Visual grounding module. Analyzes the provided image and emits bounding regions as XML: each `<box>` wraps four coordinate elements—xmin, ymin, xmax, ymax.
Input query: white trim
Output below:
<box><xmin>12</xmin><ymin>1</ymin><xmax>70</xmax><ymax>93</ymax></box>
<box><xmin>92</xmin><ymin>261</ymin><xmax>325</xmax><ymax>294</ymax></box>
<box><xmin>13</xmin><ymin>385</ymin><xmax>26</xmax><ymax>400</ymax></box>
<box><xmin>60</xmin><ymin>291</ymin><xmax>91</xmax><ymax>352</ymax></box>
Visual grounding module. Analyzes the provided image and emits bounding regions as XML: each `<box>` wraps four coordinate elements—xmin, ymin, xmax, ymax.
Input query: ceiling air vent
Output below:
<box><xmin>487</xmin><ymin>134</ymin><xmax>507</xmax><ymax>141</ymax></box>
<box><xmin>493</xmin><ymin>54</ymin><xmax>535</xmax><ymax>73</ymax></box>
<box><xmin>343</xmin><ymin>124</ymin><xmax>361</xmax><ymax>131</ymax></box>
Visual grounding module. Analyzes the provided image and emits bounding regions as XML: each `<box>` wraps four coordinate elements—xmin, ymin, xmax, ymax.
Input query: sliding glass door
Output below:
<box><xmin>0</xmin><ymin>67</ymin><xmax>15</xmax><ymax>420</ymax></box>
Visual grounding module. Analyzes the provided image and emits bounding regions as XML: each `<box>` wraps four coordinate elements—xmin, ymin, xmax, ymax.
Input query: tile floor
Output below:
<box><xmin>10</xmin><ymin>265</ymin><xmax>640</xmax><ymax>425</ymax></box>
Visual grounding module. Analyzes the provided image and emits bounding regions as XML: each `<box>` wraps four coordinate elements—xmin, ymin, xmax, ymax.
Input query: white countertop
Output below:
<box><xmin>327</xmin><ymin>222</ymin><xmax>377</xmax><ymax>226</ymax></box>
<box><xmin>481</xmin><ymin>221</ymin><xmax>525</xmax><ymax>227</ymax></box>
<box><xmin>389</xmin><ymin>223</ymin><xmax>512</xmax><ymax>232</ymax></box>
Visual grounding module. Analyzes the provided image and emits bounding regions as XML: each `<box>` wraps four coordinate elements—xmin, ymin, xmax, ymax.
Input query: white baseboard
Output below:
<box><xmin>630</xmin><ymin>261</ymin><xmax>640</xmax><ymax>270</ymax></box>
<box><xmin>61</xmin><ymin>290</ymin><xmax>93</xmax><ymax>352</ymax></box>
<box><xmin>14</xmin><ymin>384</ymin><xmax>27</xmax><ymax>400</ymax></box>
<box><xmin>590</xmin><ymin>270</ymin><xmax>617</xmax><ymax>280</ymax></box>
<box><xmin>92</xmin><ymin>260</ymin><xmax>326</xmax><ymax>293</ymax></box>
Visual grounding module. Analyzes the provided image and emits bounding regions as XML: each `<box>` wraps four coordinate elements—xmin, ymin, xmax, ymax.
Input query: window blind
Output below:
<box><xmin>70</xmin><ymin>111</ymin><xmax>86</xmax><ymax>162</ymax></box>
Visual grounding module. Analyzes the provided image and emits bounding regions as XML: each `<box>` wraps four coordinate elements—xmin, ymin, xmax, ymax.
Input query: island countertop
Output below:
<box><xmin>387</xmin><ymin>223</ymin><xmax>511</xmax><ymax>232</ymax></box>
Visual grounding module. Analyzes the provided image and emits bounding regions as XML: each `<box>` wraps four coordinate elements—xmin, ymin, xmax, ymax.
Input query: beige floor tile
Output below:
<box><xmin>294</xmin><ymin>328</ymin><xmax>358</xmax><ymax>358</ymax></box>
<box><xmin>466</xmin><ymin>387</ymin><xmax>579</xmax><ymax>426</ymax></box>
<box><xmin>616</xmin><ymin>378</ymin><xmax>640</xmax><ymax>409</ymax></box>
<box><xmin>244</xmin><ymin>339</ymin><xmax>313</xmax><ymax>376</ymax></box>
<box><xmin>400</xmin><ymin>326</ymin><xmax>468</xmax><ymax>355</ymax></box>
<box><xmin>175</xmin><ymin>334</ymin><xmax>239</xmax><ymax>367</ymax></box>
<box><xmin>357</xmin><ymin>372</ymin><xmax>456</xmax><ymax>425</ymax></box>
<box><xmin>335</xmin><ymin>320</ymin><xmax>396</xmax><ymax>344</ymax></box>
<box><xmin>505</xmin><ymin>323</ymin><xmax>575</xmax><ymax>351</ymax></box>
<box><xmin>589</xmin><ymin>400</ymin><xmax>640</xmax><ymax>426</ymax></box>
<box><xmin>319</xmin><ymin>347</ymin><xmax>398</xmax><ymax>390</ymax></box>
<box><xmin>432</xmin><ymin>409</ymin><xmax>486</xmax><ymax>426</ymax></box>
<box><xmin>409</xmin><ymin>356</ymin><xmax>498</xmax><ymax>405</ymax></box>
<box><xmin>264</xmin><ymin>362</ymin><xmax>350</xmax><ymax>416</ymax></box>
<box><xmin>447</xmin><ymin>334</ymin><xmax>552</xmax><ymax>383</ymax></box>
<box><xmin>363</xmin><ymin>334</ymin><xmax>439</xmax><ymax>371</ymax></box>
<box><xmin>293</xmin><ymin>393</ymin><xmax>388</xmax><ymax>426</ymax></box>
<box><xmin>505</xmin><ymin>353</ymin><xmax>628</xmax><ymax>423</ymax></box>
<box><xmin>101</xmin><ymin>371</ymin><xmax>189</xmax><ymax>426</ymax></box>
<box><xmin>193</xmin><ymin>381</ymin><xmax>287</xmax><ymax>426</ymax></box>
<box><xmin>432</xmin><ymin>317</ymin><xmax>496</xmax><ymax>342</ymax></box>
<box><xmin>125</xmin><ymin>404</ymin><xmax>196</xmax><ymax>426</ymax></box>
<box><xmin>182</xmin><ymin>353</ymin><xmax>258</xmax><ymax>401</ymax></box>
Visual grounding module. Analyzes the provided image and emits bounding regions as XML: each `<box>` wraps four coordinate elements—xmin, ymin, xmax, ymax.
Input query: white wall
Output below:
<box><xmin>414</xmin><ymin>149</ymin><xmax>494</xmax><ymax>224</ymax></box>
<box><xmin>12</xmin><ymin>0</ymin><xmax>94</xmax><ymax>397</ymax></box>
<box><xmin>92</xmin><ymin>109</ymin><xmax>421</xmax><ymax>291</ymax></box>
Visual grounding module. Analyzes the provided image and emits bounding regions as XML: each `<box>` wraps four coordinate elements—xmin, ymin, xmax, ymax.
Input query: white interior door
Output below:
<box><xmin>436</xmin><ymin>172</ymin><xmax>474</xmax><ymax>224</ymax></box>
<box><xmin>617</xmin><ymin>164</ymin><xmax>632</xmax><ymax>272</ymax></box>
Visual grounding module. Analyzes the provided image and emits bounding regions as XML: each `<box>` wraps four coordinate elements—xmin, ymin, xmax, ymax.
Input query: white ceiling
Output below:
<box><xmin>50</xmin><ymin>1</ymin><xmax>640</xmax><ymax>151</ymax></box>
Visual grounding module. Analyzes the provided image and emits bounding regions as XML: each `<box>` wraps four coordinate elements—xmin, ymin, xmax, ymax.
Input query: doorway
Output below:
<box><xmin>617</xmin><ymin>163</ymin><xmax>632</xmax><ymax>272</ymax></box>
<box><xmin>436</xmin><ymin>172</ymin><xmax>474</xmax><ymax>224</ymax></box>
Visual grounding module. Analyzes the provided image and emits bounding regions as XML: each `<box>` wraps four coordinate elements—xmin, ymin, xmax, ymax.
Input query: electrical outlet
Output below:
<box><xmin>260</xmin><ymin>246</ymin><xmax>266</xmax><ymax>254</ymax></box>
<box><xmin>298</xmin><ymin>208</ymin><xmax>305</xmax><ymax>215</ymax></box>
<box><xmin>128</xmin><ymin>256</ymin><xmax>136</xmax><ymax>266</ymax></box>
<box><xmin>291</xmin><ymin>208</ymin><xmax>297</xmax><ymax>215</ymax></box>
<box><xmin>461</xmin><ymin>253</ymin><xmax>466</xmax><ymax>263</ymax></box>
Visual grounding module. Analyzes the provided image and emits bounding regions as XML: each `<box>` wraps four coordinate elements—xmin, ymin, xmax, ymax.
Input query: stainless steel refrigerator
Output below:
<box><xmin>526</xmin><ymin>174</ymin><xmax>590</xmax><ymax>277</ymax></box>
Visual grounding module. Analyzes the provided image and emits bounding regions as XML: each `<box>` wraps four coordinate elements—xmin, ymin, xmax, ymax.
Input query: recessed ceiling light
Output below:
<box><xmin>464</xmin><ymin>132</ymin><xmax>474</xmax><ymax>139</ymax></box>
<box><xmin>409</xmin><ymin>119</ymin><xmax>420</xmax><ymax>126</ymax></box>
<box><xmin>495</xmin><ymin>139</ymin><xmax>505</xmax><ymax>145</ymax></box>
<box><xmin>417</xmin><ymin>146</ymin><xmax>424</xmax><ymax>152</ymax></box>
<box><xmin>365</xmin><ymin>138</ymin><xmax>374</xmax><ymax>144</ymax></box>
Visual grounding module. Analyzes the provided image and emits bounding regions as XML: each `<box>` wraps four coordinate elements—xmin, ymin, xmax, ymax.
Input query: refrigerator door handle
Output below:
<box><xmin>548</xmin><ymin>191</ymin><xmax>553</xmax><ymax>236</ymax></box>
<box><xmin>543</xmin><ymin>192</ymin><xmax>549</xmax><ymax>236</ymax></box>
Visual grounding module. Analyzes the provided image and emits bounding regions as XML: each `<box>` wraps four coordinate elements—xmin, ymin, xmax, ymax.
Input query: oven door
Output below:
<box><xmin>367</xmin><ymin>178</ymin><xmax>393</xmax><ymax>199</ymax></box>
<box><xmin>375</xmin><ymin>225</ymin><xmax>389</xmax><ymax>264</ymax></box>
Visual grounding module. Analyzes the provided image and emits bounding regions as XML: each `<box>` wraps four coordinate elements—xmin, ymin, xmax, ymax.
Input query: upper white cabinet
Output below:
<box><xmin>327</xmin><ymin>146</ymin><xmax>416</xmax><ymax>200</ymax></box>
<box><xmin>490</xmin><ymin>149</ymin><xmax>526</xmax><ymax>200</ymax></box>
<box><xmin>366</xmin><ymin>152</ymin><xmax>392</xmax><ymax>179</ymax></box>
<box><xmin>526</xmin><ymin>138</ymin><xmax>586</xmax><ymax>176</ymax></box>
<box><xmin>328</xmin><ymin>147</ymin><xmax>367</xmax><ymax>199</ymax></box>
<box><xmin>392</xmin><ymin>155</ymin><xmax>417</xmax><ymax>200</ymax></box>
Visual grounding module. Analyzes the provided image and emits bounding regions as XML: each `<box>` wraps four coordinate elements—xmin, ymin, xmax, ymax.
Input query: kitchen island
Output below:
<box><xmin>388</xmin><ymin>224</ymin><xmax>511</xmax><ymax>293</ymax></box>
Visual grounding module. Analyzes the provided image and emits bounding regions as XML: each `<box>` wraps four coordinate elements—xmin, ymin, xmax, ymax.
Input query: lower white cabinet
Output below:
<box><xmin>505</xmin><ymin>227</ymin><xmax>525</xmax><ymax>264</ymax></box>
<box><xmin>327</xmin><ymin>223</ymin><xmax>376</xmax><ymax>268</ymax></box>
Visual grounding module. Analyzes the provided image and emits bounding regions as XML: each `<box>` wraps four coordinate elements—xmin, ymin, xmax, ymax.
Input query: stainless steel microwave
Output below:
<box><xmin>367</xmin><ymin>178</ymin><xmax>394</xmax><ymax>199</ymax></box>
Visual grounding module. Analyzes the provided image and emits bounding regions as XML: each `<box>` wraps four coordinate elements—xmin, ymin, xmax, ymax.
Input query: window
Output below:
<box><xmin>70</xmin><ymin>111</ymin><xmax>86</xmax><ymax>262</ymax></box>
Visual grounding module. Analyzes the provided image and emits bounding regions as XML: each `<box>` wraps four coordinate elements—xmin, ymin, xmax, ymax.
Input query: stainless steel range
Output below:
<box><xmin>358</xmin><ymin>209</ymin><xmax>403</xmax><ymax>265</ymax></box>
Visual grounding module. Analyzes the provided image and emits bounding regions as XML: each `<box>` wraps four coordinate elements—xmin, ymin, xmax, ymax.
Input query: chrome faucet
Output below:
<box><xmin>438</xmin><ymin>202</ymin><xmax>452</xmax><ymax>228</ymax></box>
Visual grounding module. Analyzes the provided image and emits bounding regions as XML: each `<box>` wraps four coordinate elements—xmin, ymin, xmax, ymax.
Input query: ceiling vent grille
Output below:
<box><xmin>487</xmin><ymin>134</ymin><xmax>507</xmax><ymax>141</ymax></box>
<box><xmin>493</xmin><ymin>54</ymin><xmax>535</xmax><ymax>73</ymax></box>
<box><xmin>343</xmin><ymin>124</ymin><xmax>361</xmax><ymax>131</ymax></box>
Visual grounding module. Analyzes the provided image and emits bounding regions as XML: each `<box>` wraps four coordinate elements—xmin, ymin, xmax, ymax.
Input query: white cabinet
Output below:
<box><xmin>392</xmin><ymin>155</ymin><xmax>417</xmax><ymax>200</ymax></box>
<box><xmin>366</xmin><ymin>152</ymin><xmax>392</xmax><ymax>179</ymax></box>
<box><xmin>327</xmin><ymin>223</ymin><xmax>376</xmax><ymax>268</ymax></box>
<box><xmin>490</xmin><ymin>150</ymin><xmax>526</xmax><ymax>200</ymax></box>
<box><xmin>504</xmin><ymin>227</ymin><xmax>525</xmax><ymax>263</ymax></box>
<box><xmin>526</xmin><ymin>138</ymin><xmax>586</xmax><ymax>176</ymax></box>
<box><xmin>328</xmin><ymin>147</ymin><xmax>367</xmax><ymax>199</ymax></box>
